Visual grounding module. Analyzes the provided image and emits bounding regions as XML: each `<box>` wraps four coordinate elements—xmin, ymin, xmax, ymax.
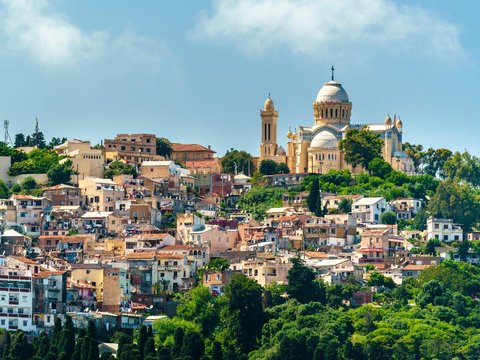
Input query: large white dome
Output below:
<box><xmin>316</xmin><ymin>81</ymin><xmax>349</xmax><ymax>103</ymax></box>
<box><xmin>310</xmin><ymin>131</ymin><xmax>338</xmax><ymax>148</ymax></box>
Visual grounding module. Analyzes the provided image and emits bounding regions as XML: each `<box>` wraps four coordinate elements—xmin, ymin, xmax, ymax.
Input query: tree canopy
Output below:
<box><xmin>221</xmin><ymin>149</ymin><xmax>254</xmax><ymax>175</ymax></box>
<box><xmin>339</xmin><ymin>127</ymin><xmax>383</xmax><ymax>169</ymax></box>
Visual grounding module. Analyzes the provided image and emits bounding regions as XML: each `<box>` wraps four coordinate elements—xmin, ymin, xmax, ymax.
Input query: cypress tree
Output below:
<box><xmin>143</xmin><ymin>338</ymin><xmax>155</xmax><ymax>360</ymax></box>
<box><xmin>211</xmin><ymin>341</ymin><xmax>223</xmax><ymax>360</ymax></box>
<box><xmin>308</xmin><ymin>178</ymin><xmax>321</xmax><ymax>213</ymax></box>
<box><xmin>136</xmin><ymin>326</ymin><xmax>148</xmax><ymax>359</ymax></box>
<box><xmin>87</xmin><ymin>338</ymin><xmax>98</xmax><ymax>360</ymax></box>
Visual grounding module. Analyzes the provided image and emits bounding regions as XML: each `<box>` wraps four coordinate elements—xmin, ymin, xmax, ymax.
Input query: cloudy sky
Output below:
<box><xmin>0</xmin><ymin>0</ymin><xmax>477</xmax><ymax>156</ymax></box>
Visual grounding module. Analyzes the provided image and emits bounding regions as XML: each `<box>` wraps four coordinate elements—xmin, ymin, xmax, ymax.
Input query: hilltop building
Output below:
<box><xmin>259</xmin><ymin>69</ymin><xmax>413</xmax><ymax>174</ymax></box>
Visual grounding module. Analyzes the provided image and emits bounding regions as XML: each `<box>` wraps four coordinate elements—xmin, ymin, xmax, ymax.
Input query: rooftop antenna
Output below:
<box><xmin>331</xmin><ymin>65</ymin><xmax>335</xmax><ymax>81</ymax></box>
<box><xmin>3</xmin><ymin>120</ymin><xmax>12</xmax><ymax>145</ymax></box>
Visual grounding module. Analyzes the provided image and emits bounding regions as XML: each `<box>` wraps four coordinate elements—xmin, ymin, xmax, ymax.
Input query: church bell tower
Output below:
<box><xmin>260</xmin><ymin>95</ymin><xmax>278</xmax><ymax>161</ymax></box>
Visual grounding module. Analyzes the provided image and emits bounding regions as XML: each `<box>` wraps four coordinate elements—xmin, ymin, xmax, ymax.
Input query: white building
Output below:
<box><xmin>11</xmin><ymin>195</ymin><xmax>49</xmax><ymax>237</ymax></box>
<box><xmin>0</xmin><ymin>266</ymin><xmax>35</xmax><ymax>332</ymax></box>
<box><xmin>390</xmin><ymin>198</ymin><xmax>423</xmax><ymax>220</ymax></box>
<box><xmin>352</xmin><ymin>197</ymin><xmax>390</xmax><ymax>224</ymax></box>
<box><xmin>427</xmin><ymin>217</ymin><xmax>463</xmax><ymax>242</ymax></box>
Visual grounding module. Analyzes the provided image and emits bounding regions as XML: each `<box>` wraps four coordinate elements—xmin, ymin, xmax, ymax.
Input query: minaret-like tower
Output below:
<box><xmin>260</xmin><ymin>95</ymin><xmax>278</xmax><ymax>161</ymax></box>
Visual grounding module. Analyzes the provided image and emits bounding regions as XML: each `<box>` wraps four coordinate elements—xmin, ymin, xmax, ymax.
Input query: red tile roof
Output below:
<box><xmin>10</xmin><ymin>256</ymin><xmax>37</xmax><ymax>265</ymax></box>
<box><xmin>171</xmin><ymin>143</ymin><xmax>215</xmax><ymax>153</ymax></box>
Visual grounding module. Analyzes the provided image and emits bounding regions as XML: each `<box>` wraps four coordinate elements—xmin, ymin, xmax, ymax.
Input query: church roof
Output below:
<box><xmin>316</xmin><ymin>81</ymin><xmax>349</xmax><ymax>103</ymax></box>
<box><xmin>310</xmin><ymin>131</ymin><xmax>338</xmax><ymax>149</ymax></box>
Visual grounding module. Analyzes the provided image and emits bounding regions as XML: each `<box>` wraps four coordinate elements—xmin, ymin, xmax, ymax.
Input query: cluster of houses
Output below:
<box><xmin>0</xmin><ymin>134</ymin><xmax>472</xmax><ymax>334</ymax></box>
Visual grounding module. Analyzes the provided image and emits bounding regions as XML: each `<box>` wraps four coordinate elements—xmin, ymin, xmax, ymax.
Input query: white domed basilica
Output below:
<box><xmin>259</xmin><ymin>70</ymin><xmax>413</xmax><ymax>174</ymax></box>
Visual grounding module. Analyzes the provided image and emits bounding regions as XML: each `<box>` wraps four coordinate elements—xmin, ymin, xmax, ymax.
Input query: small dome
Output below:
<box><xmin>287</xmin><ymin>129</ymin><xmax>293</xmax><ymax>138</ymax></box>
<box><xmin>276</xmin><ymin>146</ymin><xmax>286</xmax><ymax>156</ymax></box>
<box><xmin>310</xmin><ymin>131</ymin><xmax>338</xmax><ymax>148</ymax></box>
<box><xmin>264</xmin><ymin>98</ymin><xmax>274</xmax><ymax>111</ymax></box>
<box><xmin>385</xmin><ymin>114</ymin><xmax>392</xmax><ymax>126</ymax></box>
<box><xmin>316</xmin><ymin>81</ymin><xmax>349</xmax><ymax>103</ymax></box>
<box><xmin>396</xmin><ymin>118</ymin><xmax>403</xmax><ymax>128</ymax></box>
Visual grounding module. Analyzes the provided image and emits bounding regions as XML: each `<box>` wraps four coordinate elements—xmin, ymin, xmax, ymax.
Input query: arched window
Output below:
<box><xmin>321</xmin><ymin>109</ymin><xmax>324</xmax><ymax>118</ymax></box>
<box><xmin>335</xmin><ymin>109</ymin><xmax>338</xmax><ymax>118</ymax></box>
<box><xmin>342</xmin><ymin>109</ymin><xmax>345</xmax><ymax>118</ymax></box>
<box><xmin>330</xmin><ymin>109</ymin><xmax>333</xmax><ymax>117</ymax></box>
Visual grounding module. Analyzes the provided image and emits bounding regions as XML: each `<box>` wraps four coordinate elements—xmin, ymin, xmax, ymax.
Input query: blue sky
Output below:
<box><xmin>0</xmin><ymin>0</ymin><xmax>478</xmax><ymax>157</ymax></box>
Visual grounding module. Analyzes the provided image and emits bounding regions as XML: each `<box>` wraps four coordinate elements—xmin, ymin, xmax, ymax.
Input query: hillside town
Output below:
<box><xmin>0</xmin><ymin>69</ymin><xmax>479</xmax><ymax>360</ymax></box>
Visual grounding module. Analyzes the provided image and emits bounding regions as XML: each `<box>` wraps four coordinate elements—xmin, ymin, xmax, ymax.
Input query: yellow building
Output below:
<box><xmin>79</xmin><ymin>177</ymin><xmax>125</xmax><ymax>212</ymax></box>
<box><xmin>55</xmin><ymin>139</ymin><xmax>104</xmax><ymax>184</ymax></box>
<box><xmin>260</xmin><ymin>71</ymin><xmax>413</xmax><ymax>174</ymax></box>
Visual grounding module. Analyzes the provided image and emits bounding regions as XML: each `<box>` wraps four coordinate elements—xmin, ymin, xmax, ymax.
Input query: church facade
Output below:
<box><xmin>259</xmin><ymin>74</ymin><xmax>413</xmax><ymax>175</ymax></box>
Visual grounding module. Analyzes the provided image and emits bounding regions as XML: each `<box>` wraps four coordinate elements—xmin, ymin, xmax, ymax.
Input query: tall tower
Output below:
<box><xmin>260</xmin><ymin>95</ymin><xmax>278</xmax><ymax>161</ymax></box>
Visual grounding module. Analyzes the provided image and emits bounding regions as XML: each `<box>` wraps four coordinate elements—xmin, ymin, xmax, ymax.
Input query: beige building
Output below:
<box><xmin>104</xmin><ymin>134</ymin><xmax>159</xmax><ymax>165</ymax></box>
<box><xmin>230</xmin><ymin>255</ymin><xmax>291</xmax><ymax>286</ymax></box>
<box><xmin>171</xmin><ymin>143</ymin><xmax>215</xmax><ymax>163</ymax></box>
<box><xmin>55</xmin><ymin>139</ymin><xmax>104</xmax><ymax>184</ymax></box>
<box><xmin>79</xmin><ymin>177</ymin><xmax>125</xmax><ymax>212</ymax></box>
<box><xmin>261</xmin><ymin>71</ymin><xmax>413</xmax><ymax>174</ymax></box>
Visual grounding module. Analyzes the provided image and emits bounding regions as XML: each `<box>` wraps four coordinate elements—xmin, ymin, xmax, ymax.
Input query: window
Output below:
<box><xmin>434</xmin><ymin>224</ymin><xmax>439</xmax><ymax>229</ymax></box>
<box><xmin>443</xmin><ymin>224</ymin><xmax>448</xmax><ymax>230</ymax></box>
<box><xmin>443</xmin><ymin>235</ymin><xmax>448</xmax><ymax>241</ymax></box>
<box><xmin>23</xmin><ymin>320</ymin><xmax>27</xmax><ymax>327</ymax></box>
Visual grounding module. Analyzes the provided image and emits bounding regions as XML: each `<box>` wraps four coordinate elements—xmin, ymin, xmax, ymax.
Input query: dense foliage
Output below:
<box><xmin>221</xmin><ymin>149</ymin><xmax>254</xmax><ymax>175</ymax></box>
<box><xmin>104</xmin><ymin>161</ymin><xmax>137</xmax><ymax>179</ymax></box>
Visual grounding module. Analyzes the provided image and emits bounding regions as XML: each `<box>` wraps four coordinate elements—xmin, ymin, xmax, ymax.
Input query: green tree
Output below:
<box><xmin>425</xmin><ymin>239</ymin><xmax>440</xmax><ymax>255</ymax></box>
<box><xmin>221</xmin><ymin>149</ymin><xmax>254</xmax><ymax>175</ymax></box>
<box><xmin>104</xmin><ymin>161</ymin><xmax>136</xmax><ymax>179</ymax></box>
<box><xmin>156</xmin><ymin>138</ymin><xmax>173</xmax><ymax>158</ymax></box>
<box><xmin>368</xmin><ymin>158</ymin><xmax>393</xmax><ymax>179</ymax></box>
<box><xmin>428</xmin><ymin>179</ymin><xmax>480</xmax><ymax>230</ymax></box>
<box><xmin>259</xmin><ymin>159</ymin><xmax>278</xmax><ymax>175</ymax></box>
<box><xmin>339</xmin><ymin>127</ymin><xmax>383</xmax><ymax>169</ymax></box>
<box><xmin>136</xmin><ymin>325</ymin><xmax>148</xmax><ymax>360</ymax></box>
<box><xmin>10</xmin><ymin>331</ymin><xmax>33</xmax><ymax>360</ymax></box>
<box><xmin>403</xmin><ymin>142</ymin><xmax>424</xmax><ymax>173</ymax></box>
<box><xmin>47</xmin><ymin>160</ymin><xmax>73</xmax><ymax>185</ymax></box>
<box><xmin>211</xmin><ymin>341</ymin><xmax>223</xmax><ymax>360</ymax></box>
<box><xmin>14</xmin><ymin>134</ymin><xmax>27</xmax><ymax>148</ymax></box>
<box><xmin>307</xmin><ymin>177</ymin><xmax>321</xmax><ymax>214</ymax></box>
<box><xmin>275</xmin><ymin>162</ymin><xmax>290</xmax><ymax>174</ymax></box>
<box><xmin>176</xmin><ymin>286</ymin><xmax>219</xmax><ymax>337</ymax></box>
<box><xmin>381</xmin><ymin>211</ymin><xmax>397</xmax><ymax>225</ymax></box>
<box><xmin>222</xmin><ymin>274</ymin><xmax>264</xmax><ymax>357</ymax></box>
<box><xmin>367</xmin><ymin>271</ymin><xmax>395</xmax><ymax>289</ymax></box>
<box><xmin>422</xmin><ymin>147</ymin><xmax>452</xmax><ymax>178</ymax></box>
<box><xmin>287</xmin><ymin>256</ymin><xmax>326</xmax><ymax>304</ymax></box>
<box><xmin>337</xmin><ymin>198</ymin><xmax>352</xmax><ymax>214</ymax></box>
<box><xmin>443</xmin><ymin>151</ymin><xmax>480</xmax><ymax>187</ymax></box>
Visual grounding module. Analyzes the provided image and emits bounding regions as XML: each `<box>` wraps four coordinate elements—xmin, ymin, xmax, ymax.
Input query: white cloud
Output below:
<box><xmin>192</xmin><ymin>0</ymin><xmax>465</xmax><ymax>59</ymax></box>
<box><xmin>0</xmin><ymin>0</ymin><xmax>169</xmax><ymax>67</ymax></box>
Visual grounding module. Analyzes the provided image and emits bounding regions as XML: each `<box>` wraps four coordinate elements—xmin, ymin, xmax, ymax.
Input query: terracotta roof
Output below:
<box><xmin>10</xmin><ymin>256</ymin><xmax>37</xmax><ymax>265</ymax></box>
<box><xmin>160</xmin><ymin>245</ymin><xmax>204</xmax><ymax>251</ymax></box>
<box><xmin>43</xmin><ymin>184</ymin><xmax>77</xmax><ymax>191</ymax></box>
<box><xmin>126</xmin><ymin>252</ymin><xmax>157</xmax><ymax>260</ymax></box>
<box><xmin>304</xmin><ymin>251</ymin><xmax>329</xmax><ymax>259</ymax></box>
<box><xmin>403</xmin><ymin>264</ymin><xmax>431</xmax><ymax>271</ymax></box>
<box><xmin>185</xmin><ymin>159</ymin><xmax>218</xmax><ymax>168</ymax></box>
<box><xmin>59</xmin><ymin>235</ymin><xmax>90</xmax><ymax>244</ymax></box>
<box><xmin>155</xmin><ymin>253</ymin><xmax>185</xmax><ymax>259</ymax></box>
<box><xmin>135</xmin><ymin>233</ymin><xmax>171</xmax><ymax>239</ymax></box>
<box><xmin>11</xmin><ymin>194</ymin><xmax>44</xmax><ymax>200</ymax></box>
<box><xmin>34</xmin><ymin>270</ymin><xmax>66</xmax><ymax>278</ymax></box>
<box><xmin>171</xmin><ymin>143</ymin><xmax>215</xmax><ymax>153</ymax></box>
